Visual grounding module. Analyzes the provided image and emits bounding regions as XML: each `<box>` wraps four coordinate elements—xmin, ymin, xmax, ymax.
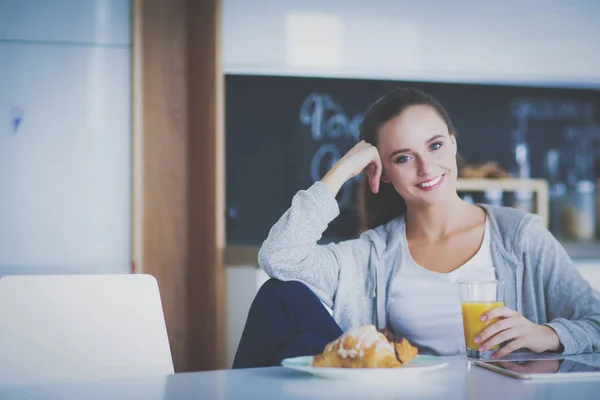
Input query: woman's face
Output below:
<box><xmin>377</xmin><ymin>105</ymin><xmax>457</xmax><ymax>208</ymax></box>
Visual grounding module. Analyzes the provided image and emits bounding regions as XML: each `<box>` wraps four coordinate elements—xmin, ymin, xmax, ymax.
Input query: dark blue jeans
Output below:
<box><xmin>232</xmin><ymin>279</ymin><xmax>343</xmax><ymax>369</ymax></box>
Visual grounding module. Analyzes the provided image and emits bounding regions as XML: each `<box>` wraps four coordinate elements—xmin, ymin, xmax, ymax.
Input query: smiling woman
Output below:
<box><xmin>232</xmin><ymin>87</ymin><xmax>600</xmax><ymax>369</ymax></box>
<box><xmin>357</xmin><ymin>88</ymin><xmax>462</xmax><ymax>231</ymax></box>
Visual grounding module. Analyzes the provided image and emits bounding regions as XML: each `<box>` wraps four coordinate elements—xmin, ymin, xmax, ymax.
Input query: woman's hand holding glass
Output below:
<box><xmin>475</xmin><ymin>306</ymin><xmax>562</xmax><ymax>358</ymax></box>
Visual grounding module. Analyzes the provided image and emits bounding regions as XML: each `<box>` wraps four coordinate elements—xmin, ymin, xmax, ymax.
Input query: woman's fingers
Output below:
<box><xmin>322</xmin><ymin>141</ymin><xmax>383</xmax><ymax>197</ymax></box>
<box><xmin>493</xmin><ymin>338</ymin><xmax>525</xmax><ymax>359</ymax></box>
<box><xmin>363</xmin><ymin>146</ymin><xmax>382</xmax><ymax>194</ymax></box>
<box><xmin>479</xmin><ymin>326</ymin><xmax>520</xmax><ymax>352</ymax></box>
<box><xmin>481</xmin><ymin>306</ymin><xmax>517</xmax><ymax>322</ymax></box>
<box><xmin>370</xmin><ymin>152</ymin><xmax>383</xmax><ymax>194</ymax></box>
<box><xmin>366</xmin><ymin>163</ymin><xmax>376</xmax><ymax>193</ymax></box>
<box><xmin>475</xmin><ymin>316</ymin><xmax>516</xmax><ymax>345</ymax></box>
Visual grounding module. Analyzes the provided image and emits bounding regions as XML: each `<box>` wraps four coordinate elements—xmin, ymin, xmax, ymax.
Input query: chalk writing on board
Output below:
<box><xmin>300</xmin><ymin>94</ymin><xmax>363</xmax><ymax>209</ymax></box>
<box><xmin>300</xmin><ymin>94</ymin><xmax>362</xmax><ymax>141</ymax></box>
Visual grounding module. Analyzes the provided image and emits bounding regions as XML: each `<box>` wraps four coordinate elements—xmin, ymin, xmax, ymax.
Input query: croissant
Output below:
<box><xmin>312</xmin><ymin>325</ymin><xmax>418</xmax><ymax>368</ymax></box>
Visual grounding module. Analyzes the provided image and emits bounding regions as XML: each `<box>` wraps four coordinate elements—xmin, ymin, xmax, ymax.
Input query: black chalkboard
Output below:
<box><xmin>225</xmin><ymin>74</ymin><xmax>600</xmax><ymax>245</ymax></box>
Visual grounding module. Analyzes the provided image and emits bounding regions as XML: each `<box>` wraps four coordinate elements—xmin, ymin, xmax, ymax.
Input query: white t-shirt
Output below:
<box><xmin>387</xmin><ymin>217</ymin><xmax>496</xmax><ymax>356</ymax></box>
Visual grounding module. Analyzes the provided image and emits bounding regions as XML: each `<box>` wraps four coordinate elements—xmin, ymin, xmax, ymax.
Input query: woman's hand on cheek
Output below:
<box><xmin>473</xmin><ymin>306</ymin><xmax>562</xmax><ymax>359</ymax></box>
<box><xmin>321</xmin><ymin>141</ymin><xmax>383</xmax><ymax>196</ymax></box>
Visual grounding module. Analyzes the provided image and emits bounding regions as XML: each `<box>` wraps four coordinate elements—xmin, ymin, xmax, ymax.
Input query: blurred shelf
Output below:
<box><xmin>224</xmin><ymin>241</ymin><xmax>600</xmax><ymax>267</ymax></box>
<box><xmin>456</xmin><ymin>178</ymin><xmax>547</xmax><ymax>192</ymax></box>
<box><xmin>561</xmin><ymin>241</ymin><xmax>600</xmax><ymax>260</ymax></box>
<box><xmin>224</xmin><ymin>245</ymin><xmax>259</xmax><ymax>266</ymax></box>
<box><xmin>456</xmin><ymin>178</ymin><xmax>549</xmax><ymax>228</ymax></box>
<box><xmin>225</xmin><ymin>180</ymin><xmax>587</xmax><ymax>265</ymax></box>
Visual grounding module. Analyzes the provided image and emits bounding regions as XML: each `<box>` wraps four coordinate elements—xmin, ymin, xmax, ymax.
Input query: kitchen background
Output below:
<box><xmin>1</xmin><ymin>0</ymin><xmax>599</xmax><ymax>370</ymax></box>
<box><xmin>225</xmin><ymin>74</ymin><xmax>600</xmax><ymax>245</ymax></box>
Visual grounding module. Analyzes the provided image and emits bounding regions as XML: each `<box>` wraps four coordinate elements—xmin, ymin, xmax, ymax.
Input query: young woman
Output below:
<box><xmin>232</xmin><ymin>88</ymin><xmax>600</xmax><ymax>369</ymax></box>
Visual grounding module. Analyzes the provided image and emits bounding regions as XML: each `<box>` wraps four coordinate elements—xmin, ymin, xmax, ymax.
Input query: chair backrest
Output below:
<box><xmin>0</xmin><ymin>274</ymin><xmax>174</xmax><ymax>388</ymax></box>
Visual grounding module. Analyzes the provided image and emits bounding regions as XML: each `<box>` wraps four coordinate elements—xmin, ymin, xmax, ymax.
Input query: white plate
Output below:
<box><xmin>281</xmin><ymin>355</ymin><xmax>448</xmax><ymax>380</ymax></box>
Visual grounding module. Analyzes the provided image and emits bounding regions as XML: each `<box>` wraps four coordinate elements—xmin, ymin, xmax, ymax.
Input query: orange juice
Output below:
<box><xmin>461</xmin><ymin>301</ymin><xmax>504</xmax><ymax>350</ymax></box>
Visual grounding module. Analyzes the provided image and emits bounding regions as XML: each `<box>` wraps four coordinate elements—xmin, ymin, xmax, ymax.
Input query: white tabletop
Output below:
<box><xmin>2</xmin><ymin>353</ymin><xmax>600</xmax><ymax>400</ymax></box>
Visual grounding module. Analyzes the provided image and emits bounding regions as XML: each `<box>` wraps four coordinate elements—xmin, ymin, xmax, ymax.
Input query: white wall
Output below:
<box><xmin>225</xmin><ymin>266</ymin><xmax>270</xmax><ymax>368</ymax></box>
<box><xmin>0</xmin><ymin>0</ymin><xmax>131</xmax><ymax>274</ymax></box>
<box><xmin>223</xmin><ymin>0</ymin><xmax>600</xmax><ymax>88</ymax></box>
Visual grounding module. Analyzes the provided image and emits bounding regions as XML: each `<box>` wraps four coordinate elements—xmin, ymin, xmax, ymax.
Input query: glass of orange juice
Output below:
<box><xmin>458</xmin><ymin>280</ymin><xmax>505</xmax><ymax>359</ymax></box>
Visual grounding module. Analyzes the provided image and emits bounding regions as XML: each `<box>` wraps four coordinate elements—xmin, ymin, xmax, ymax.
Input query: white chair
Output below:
<box><xmin>0</xmin><ymin>274</ymin><xmax>173</xmax><ymax>388</ymax></box>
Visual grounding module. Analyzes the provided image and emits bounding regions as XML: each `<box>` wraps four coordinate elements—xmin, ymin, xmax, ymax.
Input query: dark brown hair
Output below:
<box><xmin>358</xmin><ymin>87</ymin><xmax>456</xmax><ymax>231</ymax></box>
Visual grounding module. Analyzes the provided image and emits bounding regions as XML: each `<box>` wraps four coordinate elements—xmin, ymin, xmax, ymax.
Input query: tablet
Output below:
<box><xmin>473</xmin><ymin>359</ymin><xmax>600</xmax><ymax>381</ymax></box>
